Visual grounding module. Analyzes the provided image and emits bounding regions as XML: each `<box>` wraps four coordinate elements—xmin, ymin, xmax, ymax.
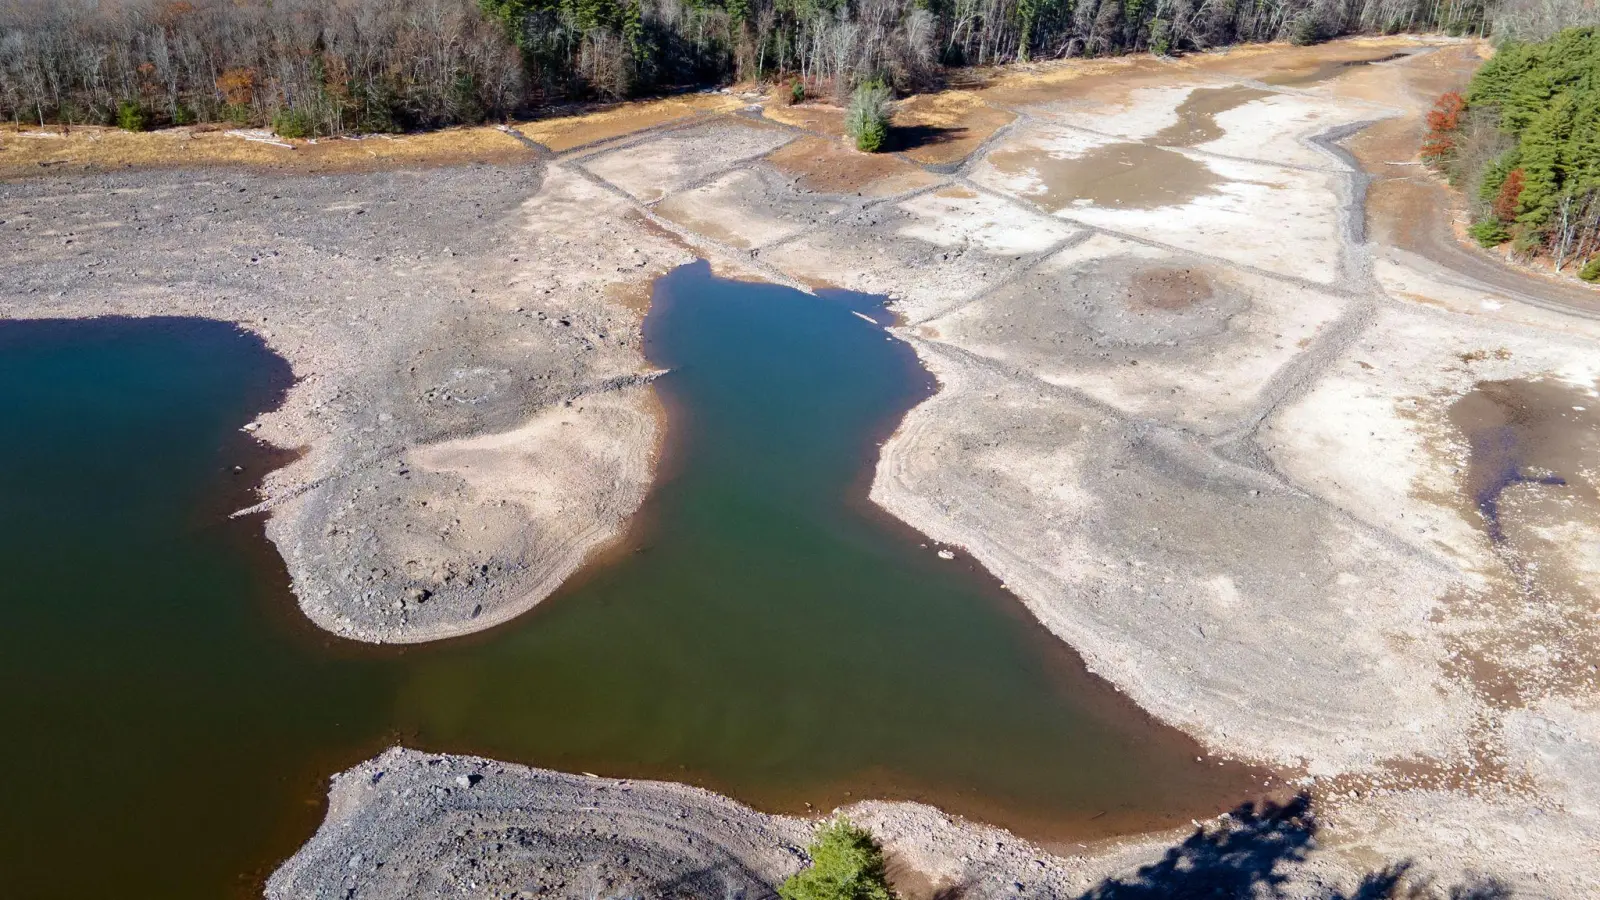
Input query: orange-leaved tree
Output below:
<box><xmin>1420</xmin><ymin>91</ymin><xmax>1466</xmax><ymax>166</ymax></box>
<box><xmin>1493</xmin><ymin>168</ymin><xmax>1526</xmax><ymax>223</ymax></box>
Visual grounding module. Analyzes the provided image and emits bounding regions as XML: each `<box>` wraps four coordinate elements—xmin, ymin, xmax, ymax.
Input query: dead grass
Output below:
<box><xmin>0</xmin><ymin>123</ymin><xmax>535</xmax><ymax>179</ymax></box>
<box><xmin>760</xmin><ymin>100</ymin><xmax>846</xmax><ymax>139</ymax></box>
<box><xmin>971</xmin><ymin>56</ymin><xmax>1161</xmax><ymax>107</ymax></box>
<box><xmin>765</xmin><ymin>135</ymin><xmax>939</xmax><ymax>196</ymax></box>
<box><xmin>892</xmin><ymin>91</ymin><xmax>1016</xmax><ymax>166</ymax></box>
<box><xmin>0</xmin><ymin>92</ymin><xmax>747</xmax><ymax>178</ymax></box>
<box><xmin>513</xmin><ymin>94</ymin><xmax>741</xmax><ymax>153</ymax></box>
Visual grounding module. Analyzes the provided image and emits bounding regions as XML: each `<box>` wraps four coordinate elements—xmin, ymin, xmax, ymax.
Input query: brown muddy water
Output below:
<box><xmin>1</xmin><ymin>265</ymin><xmax>1272</xmax><ymax>900</ymax></box>
<box><xmin>1262</xmin><ymin>51</ymin><xmax>1413</xmax><ymax>87</ymax></box>
<box><xmin>1151</xmin><ymin>85</ymin><xmax>1273</xmax><ymax>147</ymax></box>
<box><xmin>989</xmin><ymin>141</ymin><xmax>1220</xmax><ymax>211</ymax></box>
<box><xmin>1441</xmin><ymin>376</ymin><xmax>1600</xmax><ymax>706</ymax></box>
<box><xmin>1447</xmin><ymin>377</ymin><xmax>1600</xmax><ymax>547</ymax></box>
<box><xmin>987</xmin><ymin>85</ymin><xmax>1271</xmax><ymax>212</ymax></box>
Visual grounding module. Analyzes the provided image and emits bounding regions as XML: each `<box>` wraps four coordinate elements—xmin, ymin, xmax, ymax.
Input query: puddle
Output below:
<box><xmin>1447</xmin><ymin>378</ymin><xmax>1599</xmax><ymax>545</ymax></box>
<box><xmin>1262</xmin><ymin>52</ymin><xmax>1411</xmax><ymax>87</ymax></box>
<box><xmin>1439</xmin><ymin>376</ymin><xmax>1600</xmax><ymax>706</ymax></box>
<box><xmin>987</xmin><ymin>85</ymin><xmax>1274</xmax><ymax>212</ymax></box>
<box><xmin>1151</xmin><ymin>85</ymin><xmax>1274</xmax><ymax>147</ymax></box>
<box><xmin>988</xmin><ymin>141</ymin><xmax>1222</xmax><ymax>211</ymax></box>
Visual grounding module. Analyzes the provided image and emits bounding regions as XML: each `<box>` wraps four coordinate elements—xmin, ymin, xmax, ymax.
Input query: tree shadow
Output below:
<box><xmin>1337</xmin><ymin>862</ymin><xmax>1513</xmax><ymax>900</ymax></box>
<box><xmin>886</xmin><ymin>124</ymin><xmax>967</xmax><ymax>153</ymax></box>
<box><xmin>646</xmin><ymin>858</ymin><xmax>781</xmax><ymax>899</ymax></box>
<box><xmin>1079</xmin><ymin>794</ymin><xmax>1316</xmax><ymax>900</ymax></box>
<box><xmin>1074</xmin><ymin>794</ymin><xmax>1515</xmax><ymax>900</ymax></box>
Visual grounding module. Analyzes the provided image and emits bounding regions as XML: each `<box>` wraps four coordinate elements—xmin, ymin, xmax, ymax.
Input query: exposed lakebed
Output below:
<box><xmin>0</xmin><ymin>264</ymin><xmax>1264</xmax><ymax>899</ymax></box>
<box><xmin>985</xmin><ymin>85</ymin><xmax>1272</xmax><ymax>213</ymax></box>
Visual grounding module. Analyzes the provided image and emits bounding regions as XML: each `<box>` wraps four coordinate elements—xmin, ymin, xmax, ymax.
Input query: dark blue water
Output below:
<box><xmin>0</xmin><ymin>265</ymin><xmax>1260</xmax><ymax>900</ymax></box>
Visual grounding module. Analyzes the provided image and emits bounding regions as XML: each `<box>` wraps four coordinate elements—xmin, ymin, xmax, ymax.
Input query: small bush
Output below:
<box><xmin>779</xmin><ymin>818</ymin><xmax>895</xmax><ymax>900</ymax></box>
<box><xmin>1511</xmin><ymin>228</ymin><xmax>1543</xmax><ymax>257</ymax></box>
<box><xmin>1290</xmin><ymin>14</ymin><xmax>1328</xmax><ymax>46</ymax></box>
<box><xmin>1579</xmin><ymin>257</ymin><xmax>1600</xmax><ymax>282</ymax></box>
<box><xmin>450</xmin><ymin>72</ymin><xmax>487</xmax><ymax>125</ymax></box>
<box><xmin>846</xmin><ymin>79</ymin><xmax>892</xmax><ymax>153</ymax></box>
<box><xmin>1149</xmin><ymin>18</ymin><xmax>1173</xmax><ymax>57</ymax></box>
<box><xmin>790</xmin><ymin>78</ymin><xmax>806</xmax><ymax>105</ymax></box>
<box><xmin>116</xmin><ymin>100</ymin><xmax>148</xmax><ymax>132</ymax></box>
<box><xmin>271</xmin><ymin>107</ymin><xmax>316</xmax><ymax>139</ymax></box>
<box><xmin>171</xmin><ymin>104</ymin><xmax>197</xmax><ymax>127</ymax></box>
<box><xmin>1468</xmin><ymin>219</ymin><xmax>1511</xmax><ymax>247</ymax></box>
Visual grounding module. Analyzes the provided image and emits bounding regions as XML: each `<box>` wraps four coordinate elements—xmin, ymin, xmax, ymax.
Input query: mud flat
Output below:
<box><xmin>8</xmin><ymin>33</ymin><xmax>1600</xmax><ymax>900</ymax></box>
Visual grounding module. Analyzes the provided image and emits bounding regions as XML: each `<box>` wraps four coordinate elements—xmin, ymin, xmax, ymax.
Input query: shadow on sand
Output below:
<box><xmin>1078</xmin><ymin>794</ymin><xmax>1511</xmax><ymax>900</ymax></box>
<box><xmin>916</xmin><ymin>794</ymin><xmax>1513</xmax><ymax>900</ymax></box>
<box><xmin>886</xmin><ymin>123</ymin><xmax>967</xmax><ymax>153</ymax></box>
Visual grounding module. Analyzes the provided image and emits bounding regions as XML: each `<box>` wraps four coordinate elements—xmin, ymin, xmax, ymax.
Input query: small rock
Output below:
<box><xmin>937</xmin><ymin>549</ymin><xmax>955</xmax><ymax>560</ymax></box>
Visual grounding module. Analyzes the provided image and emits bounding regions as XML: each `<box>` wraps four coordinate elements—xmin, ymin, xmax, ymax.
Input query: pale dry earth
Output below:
<box><xmin>0</xmin><ymin>158</ymin><xmax>694</xmax><ymax>643</ymax></box>
<box><xmin>5</xmin><ymin>34</ymin><xmax>1599</xmax><ymax>900</ymax></box>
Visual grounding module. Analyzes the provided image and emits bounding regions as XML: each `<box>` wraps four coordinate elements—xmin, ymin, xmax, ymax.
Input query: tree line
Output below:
<box><xmin>0</xmin><ymin>0</ymin><xmax>523</xmax><ymax>134</ymax></box>
<box><xmin>1425</xmin><ymin>26</ymin><xmax>1600</xmax><ymax>279</ymax></box>
<box><xmin>0</xmin><ymin>0</ymin><xmax>1536</xmax><ymax>136</ymax></box>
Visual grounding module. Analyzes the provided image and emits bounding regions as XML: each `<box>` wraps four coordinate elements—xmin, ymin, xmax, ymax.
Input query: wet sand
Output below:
<box><xmin>983</xmin><ymin>82</ymin><xmax>1277</xmax><ymax>213</ymax></box>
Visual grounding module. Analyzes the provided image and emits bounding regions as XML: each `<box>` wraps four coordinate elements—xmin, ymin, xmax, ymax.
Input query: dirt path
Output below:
<box><xmin>1339</xmin><ymin>44</ymin><xmax>1600</xmax><ymax>318</ymax></box>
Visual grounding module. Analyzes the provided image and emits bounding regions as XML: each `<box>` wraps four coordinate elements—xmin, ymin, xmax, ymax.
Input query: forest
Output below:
<box><xmin>0</xmin><ymin>0</ymin><xmax>1501</xmax><ymax>135</ymax></box>
<box><xmin>1425</xmin><ymin>26</ymin><xmax>1600</xmax><ymax>278</ymax></box>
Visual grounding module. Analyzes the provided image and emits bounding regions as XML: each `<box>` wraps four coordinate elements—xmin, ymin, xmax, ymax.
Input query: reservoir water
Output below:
<box><xmin>1</xmin><ymin>264</ymin><xmax>1262</xmax><ymax>899</ymax></box>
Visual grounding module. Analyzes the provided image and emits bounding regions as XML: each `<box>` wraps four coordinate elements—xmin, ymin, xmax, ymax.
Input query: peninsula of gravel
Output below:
<box><xmin>5</xmin><ymin>35</ymin><xmax>1598</xmax><ymax>899</ymax></box>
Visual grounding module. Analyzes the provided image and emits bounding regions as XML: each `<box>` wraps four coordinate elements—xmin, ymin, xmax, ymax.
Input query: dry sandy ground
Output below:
<box><xmin>0</xmin><ymin>152</ymin><xmax>695</xmax><ymax>644</ymax></box>
<box><xmin>6</xmin><ymin>35</ymin><xmax>1599</xmax><ymax>900</ymax></box>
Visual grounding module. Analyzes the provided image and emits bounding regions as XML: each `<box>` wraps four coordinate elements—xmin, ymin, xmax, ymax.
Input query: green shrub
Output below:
<box><xmin>1511</xmin><ymin>228</ymin><xmax>1543</xmax><ymax>256</ymax></box>
<box><xmin>171</xmin><ymin>104</ymin><xmax>197</xmax><ymax>126</ymax></box>
<box><xmin>790</xmin><ymin>78</ymin><xmax>806</xmax><ymax>105</ymax></box>
<box><xmin>1149</xmin><ymin>18</ymin><xmax>1173</xmax><ymax>57</ymax></box>
<box><xmin>1468</xmin><ymin>218</ymin><xmax>1511</xmax><ymax>247</ymax></box>
<box><xmin>1579</xmin><ymin>257</ymin><xmax>1600</xmax><ymax>281</ymax></box>
<box><xmin>116</xmin><ymin>100</ymin><xmax>148</xmax><ymax>132</ymax></box>
<box><xmin>1289</xmin><ymin>14</ymin><xmax>1328</xmax><ymax>46</ymax></box>
<box><xmin>450</xmin><ymin>72</ymin><xmax>487</xmax><ymax>125</ymax></box>
<box><xmin>224</xmin><ymin>103</ymin><xmax>253</xmax><ymax>126</ymax></box>
<box><xmin>779</xmin><ymin>818</ymin><xmax>895</xmax><ymax>900</ymax></box>
<box><xmin>271</xmin><ymin>107</ymin><xmax>316</xmax><ymax>139</ymax></box>
<box><xmin>846</xmin><ymin>79</ymin><xmax>892</xmax><ymax>153</ymax></box>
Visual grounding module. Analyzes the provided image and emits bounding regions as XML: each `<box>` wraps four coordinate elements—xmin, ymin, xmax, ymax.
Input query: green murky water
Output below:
<box><xmin>1</xmin><ymin>263</ymin><xmax>1260</xmax><ymax>900</ymax></box>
